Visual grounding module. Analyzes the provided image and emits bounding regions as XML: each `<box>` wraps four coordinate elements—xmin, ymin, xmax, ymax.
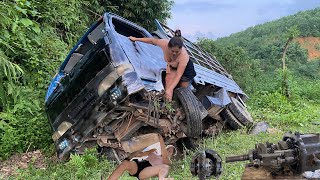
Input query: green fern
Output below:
<box><xmin>0</xmin><ymin>50</ymin><xmax>23</xmax><ymax>81</ymax></box>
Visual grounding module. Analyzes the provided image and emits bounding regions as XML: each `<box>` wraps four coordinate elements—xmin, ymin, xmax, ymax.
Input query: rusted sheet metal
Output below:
<box><xmin>121</xmin><ymin>133</ymin><xmax>160</xmax><ymax>153</ymax></box>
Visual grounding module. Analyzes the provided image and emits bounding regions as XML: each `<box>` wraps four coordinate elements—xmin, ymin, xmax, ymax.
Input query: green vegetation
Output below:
<box><xmin>1</xmin><ymin>1</ymin><xmax>320</xmax><ymax>180</ymax></box>
<box><xmin>215</xmin><ymin>8</ymin><xmax>320</xmax><ymax>75</ymax></box>
<box><xmin>106</xmin><ymin>0</ymin><xmax>174</xmax><ymax>31</ymax></box>
<box><xmin>316</xmin><ymin>44</ymin><xmax>320</xmax><ymax>51</ymax></box>
<box><xmin>14</xmin><ymin>148</ymin><xmax>118</xmax><ymax>180</ymax></box>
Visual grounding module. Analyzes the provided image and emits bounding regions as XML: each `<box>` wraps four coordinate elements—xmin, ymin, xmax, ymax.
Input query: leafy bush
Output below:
<box><xmin>249</xmin><ymin>89</ymin><xmax>320</xmax><ymax>128</ymax></box>
<box><xmin>294</xmin><ymin>78</ymin><xmax>320</xmax><ymax>102</ymax></box>
<box><xmin>0</xmin><ymin>0</ymin><xmax>69</xmax><ymax>159</ymax></box>
<box><xmin>297</xmin><ymin>60</ymin><xmax>320</xmax><ymax>79</ymax></box>
<box><xmin>0</xmin><ymin>83</ymin><xmax>51</xmax><ymax>159</ymax></box>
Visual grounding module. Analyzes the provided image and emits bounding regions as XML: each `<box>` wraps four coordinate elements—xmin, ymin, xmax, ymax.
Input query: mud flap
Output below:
<box><xmin>201</xmin><ymin>88</ymin><xmax>231</xmax><ymax>119</ymax></box>
<box><xmin>201</xmin><ymin>88</ymin><xmax>231</xmax><ymax>109</ymax></box>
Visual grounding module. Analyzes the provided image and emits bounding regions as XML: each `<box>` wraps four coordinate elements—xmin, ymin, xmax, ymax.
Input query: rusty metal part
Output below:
<box><xmin>97</xmin><ymin>140</ymin><xmax>124</xmax><ymax>150</ymax></box>
<box><xmin>128</xmin><ymin>102</ymin><xmax>149</xmax><ymax>110</ymax></box>
<box><xmin>145</xmin><ymin>91</ymin><xmax>165</xmax><ymax>125</ymax></box>
<box><xmin>226</xmin><ymin>132</ymin><xmax>320</xmax><ymax>175</ymax></box>
<box><xmin>113</xmin><ymin>118</ymin><xmax>142</xmax><ymax>141</ymax></box>
<box><xmin>112</xmin><ymin>148</ymin><xmax>121</xmax><ymax>163</ymax></box>
<box><xmin>121</xmin><ymin>133</ymin><xmax>161</xmax><ymax>153</ymax></box>
<box><xmin>83</xmin><ymin>136</ymin><xmax>124</xmax><ymax>150</ymax></box>
<box><xmin>136</xmin><ymin>116</ymin><xmax>170</xmax><ymax>127</ymax></box>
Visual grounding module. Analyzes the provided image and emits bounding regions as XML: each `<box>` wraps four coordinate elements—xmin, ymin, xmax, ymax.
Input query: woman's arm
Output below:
<box><xmin>167</xmin><ymin>64</ymin><xmax>186</xmax><ymax>91</ymax></box>
<box><xmin>165</xmin><ymin>61</ymin><xmax>188</xmax><ymax>101</ymax></box>
<box><xmin>129</xmin><ymin>36</ymin><xmax>158</xmax><ymax>45</ymax></box>
<box><xmin>157</xmin><ymin>134</ymin><xmax>171</xmax><ymax>165</ymax></box>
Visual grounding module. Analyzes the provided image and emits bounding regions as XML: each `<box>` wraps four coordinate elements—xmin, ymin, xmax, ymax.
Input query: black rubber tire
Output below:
<box><xmin>221</xmin><ymin>108</ymin><xmax>244</xmax><ymax>130</ymax></box>
<box><xmin>228</xmin><ymin>97</ymin><xmax>253</xmax><ymax>127</ymax></box>
<box><xmin>174</xmin><ymin>87</ymin><xmax>202</xmax><ymax>138</ymax></box>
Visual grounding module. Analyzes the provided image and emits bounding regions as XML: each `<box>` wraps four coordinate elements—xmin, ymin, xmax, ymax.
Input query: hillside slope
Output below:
<box><xmin>212</xmin><ymin>8</ymin><xmax>320</xmax><ymax>80</ymax></box>
<box><xmin>197</xmin><ymin>7</ymin><xmax>320</xmax><ymax>99</ymax></box>
<box><xmin>216</xmin><ymin>7</ymin><xmax>320</xmax><ymax>49</ymax></box>
<box><xmin>295</xmin><ymin>37</ymin><xmax>320</xmax><ymax>60</ymax></box>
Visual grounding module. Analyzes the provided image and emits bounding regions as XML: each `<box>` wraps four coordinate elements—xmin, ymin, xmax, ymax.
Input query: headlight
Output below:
<box><xmin>98</xmin><ymin>63</ymin><xmax>133</xmax><ymax>97</ymax></box>
<box><xmin>58</xmin><ymin>139</ymin><xmax>69</xmax><ymax>150</ymax></box>
<box><xmin>110</xmin><ymin>86</ymin><xmax>122</xmax><ymax>101</ymax></box>
<box><xmin>98</xmin><ymin>71</ymin><xmax>119</xmax><ymax>97</ymax></box>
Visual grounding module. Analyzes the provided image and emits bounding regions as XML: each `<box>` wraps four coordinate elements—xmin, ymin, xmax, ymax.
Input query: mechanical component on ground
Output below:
<box><xmin>190</xmin><ymin>149</ymin><xmax>222</xmax><ymax>180</ymax></box>
<box><xmin>226</xmin><ymin>132</ymin><xmax>320</xmax><ymax>175</ymax></box>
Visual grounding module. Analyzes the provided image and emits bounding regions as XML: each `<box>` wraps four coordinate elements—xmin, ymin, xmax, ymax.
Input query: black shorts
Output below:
<box><xmin>130</xmin><ymin>159</ymin><xmax>152</xmax><ymax>179</ymax></box>
<box><xmin>181</xmin><ymin>60</ymin><xmax>196</xmax><ymax>82</ymax></box>
<box><xmin>170</xmin><ymin>59</ymin><xmax>196</xmax><ymax>82</ymax></box>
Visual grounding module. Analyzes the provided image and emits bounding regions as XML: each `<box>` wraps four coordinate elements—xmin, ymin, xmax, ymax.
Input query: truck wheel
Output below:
<box><xmin>228</xmin><ymin>97</ymin><xmax>253</xmax><ymax>127</ymax></box>
<box><xmin>221</xmin><ymin>108</ymin><xmax>244</xmax><ymax>130</ymax></box>
<box><xmin>174</xmin><ymin>87</ymin><xmax>202</xmax><ymax>138</ymax></box>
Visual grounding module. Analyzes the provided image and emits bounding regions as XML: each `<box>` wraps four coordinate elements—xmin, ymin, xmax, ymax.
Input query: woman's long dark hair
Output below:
<box><xmin>168</xmin><ymin>30</ymin><xmax>183</xmax><ymax>48</ymax></box>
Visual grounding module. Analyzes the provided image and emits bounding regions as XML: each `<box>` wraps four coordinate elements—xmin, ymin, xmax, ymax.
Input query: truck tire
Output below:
<box><xmin>228</xmin><ymin>97</ymin><xmax>253</xmax><ymax>127</ymax></box>
<box><xmin>174</xmin><ymin>87</ymin><xmax>202</xmax><ymax>138</ymax></box>
<box><xmin>221</xmin><ymin>108</ymin><xmax>244</xmax><ymax>130</ymax></box>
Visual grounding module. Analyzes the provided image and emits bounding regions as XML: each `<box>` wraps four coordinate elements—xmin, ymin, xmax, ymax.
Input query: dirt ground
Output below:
<box><xmin>295</xmin><ymin>37</ymin><xmax>320</xmax><ymax>60</ymax></box>
<box><xmin>0</xmin><ymin>150</ymin><xmax>47</xmax><ymax>179</ymax></box>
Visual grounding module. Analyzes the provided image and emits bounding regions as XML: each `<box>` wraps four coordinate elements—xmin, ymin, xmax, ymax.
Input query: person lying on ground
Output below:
<box><xmin>107</xmin><ymin>134</ymin><xmax>176</xmax><ymax>180</ymax></box>
<box><xmin>129</xmin><ymin>30</ymin><xmax>196</xmax><ymax>101</ymax></box>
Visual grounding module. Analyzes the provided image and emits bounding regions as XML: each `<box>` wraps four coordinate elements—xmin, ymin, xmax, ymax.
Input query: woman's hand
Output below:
<box><xmin>128</xmin><ymin>36</ymin><xmax>136</xmax><ymax>42</ymax></box>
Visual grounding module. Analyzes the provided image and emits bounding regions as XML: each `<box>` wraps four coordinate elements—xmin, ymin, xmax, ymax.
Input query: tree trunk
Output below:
<box><xmin>281</xmin><ymin>37</ymin><xmax>292</xmax><ymax>71</ymax></box>
<box><xmin>281</xmin><ymin>37</ymin><xmax>293</xmax><ymax>98</ymax></box>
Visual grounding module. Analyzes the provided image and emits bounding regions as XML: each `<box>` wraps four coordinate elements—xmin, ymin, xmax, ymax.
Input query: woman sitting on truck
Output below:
<box><xmin>129</xmin><ymin>30</ymin><xmax>196</xmax><ymax>101</ymax></box>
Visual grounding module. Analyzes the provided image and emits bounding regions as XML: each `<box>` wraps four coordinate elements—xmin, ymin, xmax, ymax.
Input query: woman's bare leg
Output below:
<box><xmin>107</xmin><ymin>160</ymin><xmax>138</xmax><ymax>180</ymax></box>
<box><xmin>138</xmin><ymin>164</ymin><xmax>170</xmax><ymax>180</ymax></box>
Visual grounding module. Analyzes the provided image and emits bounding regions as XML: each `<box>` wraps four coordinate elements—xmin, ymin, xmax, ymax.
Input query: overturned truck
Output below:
<box><xmin>45</xmin><ymin>13</ymin><xmax>253</xmax><ymax>160</ymax></box>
